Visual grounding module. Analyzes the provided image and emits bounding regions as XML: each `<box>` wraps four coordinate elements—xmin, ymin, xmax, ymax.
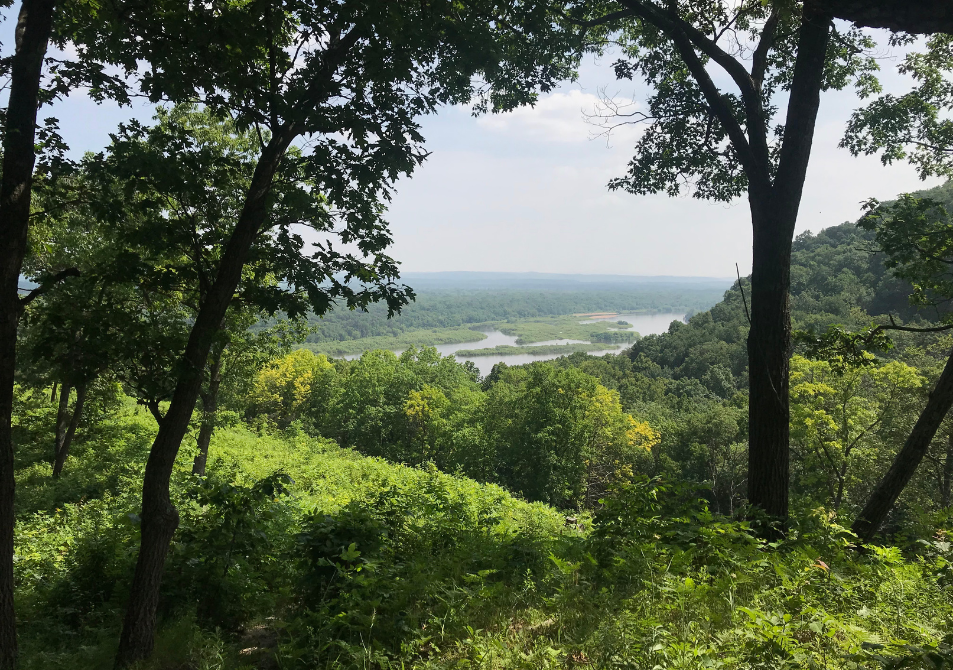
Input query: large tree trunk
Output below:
<box><xmin>52</xmin><ymin>382</ymin><xmax>86</xmax><ymax>478</ymax></box>
<box><xmin>114</xmin><ymin>128</ymin><xmax>298</xmax><ymax>669</ymax></box>
<box><xmin>744</xmin><ymin>4</ymin><xmax>831</xmax><ymax>527</ymax></box>
<box><xmin>746</xmin><ymin>203</ymin><xmax>795</xmax><ymax>523</ymax></box>
<box><xmin>192</xmin><ymin>349</ymin><xmax>224</xmax><ymax>477</ymax></box>
<box><xmin>0</xmin><ymin>1</ymin><xmax>58</xmax><ymax>666</ymax></box>
<box><xmin>852</xmin><ymin>350</ymin><xmax>953</xmax><ymax>543</ymax></box>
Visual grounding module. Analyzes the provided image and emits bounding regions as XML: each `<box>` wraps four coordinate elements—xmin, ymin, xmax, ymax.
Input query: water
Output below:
<box><xmin>343</xmin><ymin>312</ymin><xmax>686</xmax><ymax>376</ymax></box>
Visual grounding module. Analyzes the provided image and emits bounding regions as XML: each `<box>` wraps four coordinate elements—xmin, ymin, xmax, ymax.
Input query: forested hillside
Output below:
<box><xmin>627</xmin><ymin>179</ymin><xmax>953</xmax><ymax>393</ymax></box>
<box><xmin>11</xmin><ymin>185</ymin><xmax>953</xmax><ymax>667</ymax></box>
<box><xmin>3</xmin><ymin>0</ymin><xmax>953</xmax><ymax>668</ymax></box>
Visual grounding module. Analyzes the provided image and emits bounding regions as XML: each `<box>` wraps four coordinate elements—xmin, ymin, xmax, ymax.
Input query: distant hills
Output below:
<box><xmin>399</xmin><ymin>272</ymin><xmax>734</xmax><ymax>292</ymax></box>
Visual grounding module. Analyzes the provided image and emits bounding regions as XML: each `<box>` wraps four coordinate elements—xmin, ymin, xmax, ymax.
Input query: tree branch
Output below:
<box><xmin>558</xmin><ymin>8</ymin><xmax>636</xmax><ymax>29</ymax></box>
<box><xmin>751</xmin><ymin>6</ymin><xmax>781</xmax><ymax>90</ymax></box>
<box><xmin>773</xmin><ymin>3</ymin><xmax>834</xmax><ymax>213</ymax></box>
<box><xmin>824</xmin><ymin>0</ymin><xmax>953</xmax><ymax>35</ymax></box>
<box><xmin>613</xmin><ymin>0</ymin><xmax>770</xmax><ymax>183</ymax></box>
<box><xmin>615</xmin><ymin>0</ymin><xmax>762</xmax><ymax>104</ymax></box>
<box><xmin>877</xmin><ymin>315</ymin><xmax>953</xmax><ymax>335</ymax></box>
<box><xmin>17</xmin><ymin>268</ymin><xmax>80</xmax><ymax>309</ymax></box>
<box><xmin>146</xmin><ymin>399</ymin><xmax>164</xmax><ymax>425</ymax></box>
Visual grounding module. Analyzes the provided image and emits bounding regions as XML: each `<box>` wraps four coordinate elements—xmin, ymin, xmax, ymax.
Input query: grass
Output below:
<box><xmin>294</xmin><ymin>313</ymin><xmax>654</xmax><ymax>358</ymax></box>
<box><xmin>454</xmin><ymin>342</ymin><xmax>620</xmax><ymax>356</ymax></box>
<box><xmin>295</xmin><ymin>327</ymin><xmax>487</xmax><ymax>356</ymax></box>
<box><xmin>487</xmin><ymin>314</ymin><xmax>643</xmax><ymax>344</ymax></box>
<box><xmin>11</xmin><ymin>392</ymin><xmax>953</xmax><ymax>669</ymax></box>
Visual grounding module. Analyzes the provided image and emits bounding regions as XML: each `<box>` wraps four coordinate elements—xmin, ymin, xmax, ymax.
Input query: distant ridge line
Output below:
<box><xmin>401</xmin><ymin>271</ymin><xmax>734</xmax><ymax>282</ymax></box>
<box><xmin>397</xmin><ymin>271</ymin><xmax>734</xmax><ymax>291</ymax></box>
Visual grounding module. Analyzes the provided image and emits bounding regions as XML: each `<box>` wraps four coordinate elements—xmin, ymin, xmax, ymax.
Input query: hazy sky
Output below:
<box><xmin>39</xmin><ymin>26</ymin><xmax>945</xmax><ymax>278</ymax></box>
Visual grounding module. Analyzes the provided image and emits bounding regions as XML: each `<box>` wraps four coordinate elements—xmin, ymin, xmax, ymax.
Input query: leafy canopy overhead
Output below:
<box><xmin>843</xmin><ymin>34</ymin><xmax>953</xmax><ymax>180</ymax></box>
<box><xmin>63</xmin><ymin>0</ymin><xmax>577</xmax><ymax>131</ymax></box>
<box><xmin>565</xmin><ymin>0</ymin><xmax>878</xmax><ymax>201</ymax></box>
<box><xmin>57</xmin><ymin>0</ymin><xmax>583</xmax><ymax>320</ymax></box>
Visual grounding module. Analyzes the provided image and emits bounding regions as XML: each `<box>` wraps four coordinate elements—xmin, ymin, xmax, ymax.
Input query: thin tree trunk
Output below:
<box><xmin>192</xmin><ymin>349</ymin><xmax>224</xmax><ymax>477</ymax></box>
<box><xmin>834</xmin><ymin>472</ymin><xmax>846</xmax><ymax>512</ymax></box>
<box><xmin>114</xmin><ymin>127</ymin><xmax>299</xmax><ymax>668</ymax></box>
<box><xmin>853</xmin><ymin>351</ymin><xmax>953</xmax><ymax>543</ymax></box>
<box><xmin>49</xmin><ymin>382</ymin><xmax>56</xmax><ymax>403</ymax></box>
<box><xmin>53</xmin><ymin>381</ymin><xmax>71</xmax><ymax>464</ymax></box>
<box><xmin>942</xmin><ymin>432</ymin><xmax>953</xmax><ymax>509</ymax></box>
<box><xmin>0</xmin><ymin>1</ymin><xmax>57</xmax><ymax>665</ymax></box>
<box><xmin>52</xmin><ymin>382</ymin><xmax>86</xmax><ymax>479</ymax></box>
<box><xmin>146</xmin><ymin>400</ymin><xmax>163</xmax><ymax>426</ymax></box>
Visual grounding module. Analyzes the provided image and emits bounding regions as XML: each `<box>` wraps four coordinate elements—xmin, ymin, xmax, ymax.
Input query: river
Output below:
<box><xmin>344</xmin><ymin>312</ymin><xmax>687</xmax><ymax>376</ymax></box>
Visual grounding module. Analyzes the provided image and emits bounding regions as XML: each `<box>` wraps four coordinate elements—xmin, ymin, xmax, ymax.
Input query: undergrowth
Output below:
<box><xmin>11</xmin><ymin>400</ymin><xmax>953</xmax><ymax>669</ymax></box>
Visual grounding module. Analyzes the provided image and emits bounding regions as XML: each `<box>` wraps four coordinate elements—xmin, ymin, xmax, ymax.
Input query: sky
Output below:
<box><xmin>36</xmin><ymin>25</ymin><xmax>946</xmax><ymax>279</ymax></box>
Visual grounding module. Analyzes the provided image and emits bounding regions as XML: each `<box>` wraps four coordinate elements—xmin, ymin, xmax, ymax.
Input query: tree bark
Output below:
<box><xmin>192</xmin><ymin>349</ymin><xmax>224</xmax><ymax>477</ymax></box>
<box><xmin>0</xmin><ymin>0</ymin><xmax>57</xmax><ymax>665</ymax></box>
<box><xmin>942</xmin><ymin>432</ymin><xmax>953</xmax><ymax>509</ymax></box>
<box><xmin>746</xmin><ymin>202</ymin><xmax>795</xmax><ymax>523</ymax></box>
<box><xmin>52</xmin><ymin>382</ymin><xmax>86</xmax><ymax>479</ymax></box>
<box><xmin>53</xmin><ymin>381</ymin><xmax>72</xmax><ymax>465</ymax></box>
<box><xmin>853</xmin><ymin>350</ymin><xmax>953</xmax><ymax>543</ymax></box>
<box><xmin>114</xmin><ymin>127</ymin><xmax>299</xmax><ymax>668</ymax></box>
<box><xmin>745</xmin><ymin>4</ymin><xmax>832</xmax><ymax>527</ymax></box>
<box><xmin>145</xmin><ymin>400</ymin><xmax>163</xmax><ymax>426</ymax></box>
<box><xmin>823</xmin><ymin>0</ymin><xmax>953</xmax><ymax>35</ymax></box>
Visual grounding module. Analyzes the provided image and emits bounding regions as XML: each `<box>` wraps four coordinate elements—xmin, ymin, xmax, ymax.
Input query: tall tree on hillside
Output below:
<box><xmin>63</xmin><ymin>3</ymin><xmax>576</xmax><ymax>664</ymax></box>
<box><xmin>834</xmin><ymin>35</ymin><xmax>953</xmax><ymax>541</ymax></box>
<box><xmin>0</xmin><ymin>0</ymin><xmax>133</xmax><ymax>661</ymax></box>
<box><xmin>845</xmin><ymin>195</ymin><xmax>953</xmax><ymax>542</ymax></box>
<box><xmin>562</xmin><ymin>0</ymin><xmax>881</xmax><ymax>526</ymax></box>
<box><xmin>0</xmin><ymin>2</ymin><xmax>59</xmax><ymax>662</ymax></box>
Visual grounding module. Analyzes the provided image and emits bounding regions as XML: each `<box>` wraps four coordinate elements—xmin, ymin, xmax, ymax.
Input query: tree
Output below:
<box><xmin>322</xmin><ymin>346</ymin><xmax>482</xmax><ymax>465</ymax></box>
<box><xmin>579</xmin><ymin>383</ymin><xmax>660</xmax><ymax>507</ymax></box>
<box><xmin>846</xmin><ymin>195</ymin><xmax>953</xmax><ymax>542</ymax></box>
<box><xmin>19</xmin><ymin>172</ymin><xmax>167</xmax><ymax>475</ymax></box>
<box><xmin>404</xmin><ymin>384</ymin><xmax>454</xmax><ymax>463</ymax></box>
<box><xmin>246</xmin><ymin>348</ymin><xmax>332</xmax><ymax>429</ymax></box>
<box><xmin>21</xmin><ymin>112</ymin><xmax>311</xmax><ymax>477</ymax></box>
<box><xmin>192</xmin><ymin>317</ymin><xmax>309</xmax><ymax>476</ymax></box>
<box><xmin>484</xmin><ymin>363</ymin><xmax>656</xmax><ymax>508</ymax></box>
<box><xmin>0</xmin><ymin>0</ymin><xmax>133</xmax><ymax>656</ymax></box>
<box><xmin>64</xmin><ymin>3</ymin><xmax>577</xmax><ymax>661</ymax></box>
<box><xmin>17</xmin><ymin>278</ymin><xmax>116</xmax><ymax>478</ymax></box>
<box><xmin>566</xmin><ymin>0</ymin><xmax>878</xmax><ymax>526</ymax></box>
<box><xmin>789</xmin><ymin>354</ymin><xmax>922</xmax><ymax>513</ymax></box>
<box><xmin>0</xmin><ymin>2</ymin><xmax>61</xmax><ymax>661</ymax></box>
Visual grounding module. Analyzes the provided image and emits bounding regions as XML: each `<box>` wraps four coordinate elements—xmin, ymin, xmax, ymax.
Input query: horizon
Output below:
<box><xmin>399</xmin><ymin>270</ymin><xmax>734</xmax><ymax>279</ymax></box>
<box><xmin>27</xmin><ymin>29</ymin><xmax>946</xmax><ymax>278</ymax></box>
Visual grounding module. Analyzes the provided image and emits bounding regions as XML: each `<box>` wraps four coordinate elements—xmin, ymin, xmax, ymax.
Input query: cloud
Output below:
<box><xmin>476</xmin><ymin>89</ymin><xmax>644</xmax><ymax>144</ymax></box>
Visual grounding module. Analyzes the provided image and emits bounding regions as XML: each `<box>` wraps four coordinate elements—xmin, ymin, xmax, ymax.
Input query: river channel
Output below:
<box><xmin>345</xmin><ymin>312</ymin><xmax>687</xmax><ymax>376</ymax></box>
